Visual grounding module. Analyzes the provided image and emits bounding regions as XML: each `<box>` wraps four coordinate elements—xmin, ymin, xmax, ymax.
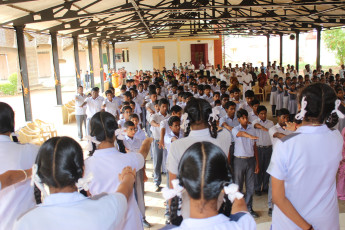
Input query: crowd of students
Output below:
<box><xmin>0</xmin><ymin>61</ymin><xmax>345</xmax><ymax>230</ymax></box>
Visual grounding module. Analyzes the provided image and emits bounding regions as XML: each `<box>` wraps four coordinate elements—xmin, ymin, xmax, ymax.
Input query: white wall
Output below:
<box><xmin>114</xmin><ymin>37</ymin><xmax>217</xmax><ymax>72</ymax></box>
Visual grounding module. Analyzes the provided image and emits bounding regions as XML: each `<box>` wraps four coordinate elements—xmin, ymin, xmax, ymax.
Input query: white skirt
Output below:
<box><xmin>288</xmin><ymin>99</ymin><xmax>297</xmax><ymax>114</ymax></box>
<box><xmin>276</xmin><ymin>93</ymin><xmax>284</xmax><ymax>110</ymax></box>
<box><xmin>283</xmin><ymin>96</ymin><xmax>289</xmax><ymax>109</ymax></box>
<box><xmin>270</xmin><ymin>91</ymin><xmax>277</xmax><ymax>105</ymax></box>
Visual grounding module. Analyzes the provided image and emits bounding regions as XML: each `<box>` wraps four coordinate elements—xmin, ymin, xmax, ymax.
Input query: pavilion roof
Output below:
<box><xmin>0</xmin><ymin>0</ymin><xmax>344</xmax><ymax>42</ymax></box>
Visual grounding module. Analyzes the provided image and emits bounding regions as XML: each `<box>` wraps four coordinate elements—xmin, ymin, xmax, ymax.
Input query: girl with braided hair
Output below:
<box><xmin>164</xmin><ymin>142</ymin><xmax>255</xmax><ymax>229</ymax></box>
<box><xmin>167</xmin><ymin>98</ymin><xmax>231</xmax><ymax>220</ymax></box>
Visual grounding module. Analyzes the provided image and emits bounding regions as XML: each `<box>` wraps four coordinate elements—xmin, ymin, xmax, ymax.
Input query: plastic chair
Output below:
<box><xmin>264</xmin><ymin>85</ymin><xmax>272</xmax><ymax>101</ymax></box>
<box><xmin>253</xmin><ymin>85</ymin><xmax>264</xmax><ymax>101</ymax></box>
<box><xmin>34</xmin><ymin>119</ymin><xmax>57</xmax><ymax>137</ymax></box>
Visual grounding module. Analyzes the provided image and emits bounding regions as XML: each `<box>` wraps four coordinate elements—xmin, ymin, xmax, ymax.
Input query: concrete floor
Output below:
<box><xmin>2</xmin><ymin>89</ymin><xmax>345</xmax><ymax>230</ymax></box>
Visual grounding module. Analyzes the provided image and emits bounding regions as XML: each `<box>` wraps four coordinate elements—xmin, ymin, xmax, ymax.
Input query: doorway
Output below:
<box><xmin>191</xmin><ymin>44</ymin><xmax>208</xmax><ymax>69</ymax></box>
<box><xmin>152</xmin><ymin>47</ymin><xmax>165</xmax><ymax>71</ymax></box>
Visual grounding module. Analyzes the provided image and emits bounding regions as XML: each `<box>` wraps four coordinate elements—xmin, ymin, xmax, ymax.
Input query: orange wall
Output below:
<box><xmin>214</xmin><ymin>35</ymin><xmax>222</xmax><ymax>68</ymax></box>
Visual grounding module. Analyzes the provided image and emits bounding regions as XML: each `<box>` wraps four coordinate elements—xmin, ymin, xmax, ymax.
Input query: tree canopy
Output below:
<box><xmin>323</xmin><ymin>28</ymin><xmax>345</xmax><ymax>65</ymax></box>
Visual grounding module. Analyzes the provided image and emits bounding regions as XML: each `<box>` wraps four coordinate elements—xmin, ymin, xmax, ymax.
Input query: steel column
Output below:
<box><xmin>106</xmin><ymin>43</ymin><xmax>110</xmax><ymax>70</ymax></box>
<box><xmin>73</xmin><ymin>36</ymin><xmax>81</xmax><ymax>87</ymax></box>
<box><xmin>267</xmin><ymin>34</ymin><xmax>270</xmax><ymax>66</ymax></box>
<box><xmin>112</xmin><ymin>41</ymin><xmax>116</xmax><ymax>70</ymax></box>
<box><xmin>14</xmin><ymin>25</ymin><xmax>33</xmax><ymax>121</ymax></box>
<box><xmin>98</xmin><ymin>39</ymin><xmax>104</xmax><ymax>92</ymax></box>
<box><xmin>50</xmin><ymin>32</ymin><xmax>62</xmax><ymax>105</ymax></box>
<box><xmin>279</xmin><ymin>34</ymin><xmax>283</xmax><ymax>67</ymax></box>
<box><xmin>316</xmin><ymin>27</ymin><xmax>321</xmax><ymax>68</ymax></box>
<box><xmin>87</xmin><ymin>38</ymin><xmax>95</xmax><ymax>88</ymax></box>
<box><xmin>295</xmin><ymin>31</ymin><xmax>300</xmax><ymax>72</ymax></box>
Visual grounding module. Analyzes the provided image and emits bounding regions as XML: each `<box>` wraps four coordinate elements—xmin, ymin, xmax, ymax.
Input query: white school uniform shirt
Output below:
<box><xmin>267</xmin><ymin>125</ymin><xmax>342</xmax><ymax>230</ymax></box>
<box><xmin>103</xmin><ymin>99</ymin><xmax>118</xmax><ymax>118</ymax></box>
<box><xmin>252</xmin><ymin>119</ymin><xmax>274</xmax><ymax>146</ymax></box>
<box><xmin>214</xmin><ymin>105</ymin><xmax>227</xmax><ymax>119</ymax></box>
<box><xmin>202</xmin><ymin>94</ymin><xmax>213</xmax><ymax>104</ymax></box>
<box><xmin>84</xmin><ymin>147</ymin><xmax>145</xmax><ymax>230</ymax></box>
<box><xmin>199</xmin><ymin>63</ymin><xmax>205</xmax><ymax>70</ymax></box>
<box><xmin>149</xmin><ymin>112</ymin><xmax>170</xmax><ymax>140</ymax></box>
<box><xmin>232</xmin><ymin>124</ymin><xmax>256</xmax><ymax>157</ymax></box>
<box><xmin>219</xmin><ymin>115</ymin><xmax>239</xmax><ymax>141</ymax></box>
<box><xmin>303</xmin><ymin>69</ymin><xmax>312</xmax><ymax>76</ymax></box>
<box><xmin>123</xmin><ymin>135</ymin><xmax>143</xmax><ymax>152</ymax></box>
<box><xmin>340</xmin><ymin>68</ymin><xmax>345</xmax><ymax>78</ymax></box>
<box><xmin>268</xmin><ymin>123</ymin><xmax>293</xmax><ymax>147</ymax></box>
<box><xmin>145</xmin><ymin>100</ymin><xmax>155</xmax><ymax>118</ymax></box>
<box><xmin>171</xmin><ymin>213</ymin><xmax>256</xmax><ymax>230</ymax></box>
<box><xmin>0</xmin><ymin>135</ymin><xmax>38</xmax><ymax>230</ymax></box>
<box><xmin>164</xmin><ymin>130</ymin><xmax>184</xmax><ymax>154</ymax></box>
<box><xmin>248</xmin><ymin>111</ymin><xmax>258</xmax><ymax>123</ymax></box>
<box><xmin>167</xmin><ymin>128</ymin><xmax>231</xmax><ymax>218</ymax></box>
<box><xmin>211</xmin><ymin>85</ymin><xmax>220</xmax><ymax>93</ymax></box>
<box><xmin>239</xmin><ymin>101</ymin><xmax>253</xmax><ymax>114</ymax></box>
<box><xmin>14</xmin><ymin>192</ymin><xmax>127</xmax><ymax>230</ymax></box>
<box><xmin>75</xmin><ymin>94</ymin><xmax>87</xmax><ymax>115</ymax></box>
<box><xmin>84</xmin><ymin>96</ymin><xmax>104</xmax><ymax>118</ymax></box>
<box><xmin>134</xmin><ymin>127</ymin><xmax>146</xmax><ymax>141</ymax></box>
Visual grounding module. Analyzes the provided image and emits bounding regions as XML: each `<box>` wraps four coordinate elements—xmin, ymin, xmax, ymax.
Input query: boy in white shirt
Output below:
<box><xmin>118</xmin><ymin>106</ymin><xmax>132</xmax><ymax>129</ymax></box>
<box><xmin>122</xmin><ymin>121</ymin><xmax>151</xmax><ymax>228</ymax></box>
<box><xmin>203</xmin><ymin>85</ymin><xmax>213</xmax><ymax>103</ymax></box>
<box><xmin>80</xmin><ymin>87</ymin><xmax>104</xmax><ymax>135</ymax></box>
<box><xmin>239</xmin><ymin>90</ymin><xmax>254</xmax><ymax>114</ymax></box>
<box><xmin>248</xmin><ymin>99</ymin><xmax>260</xmax><ymax>123</ymax></box>
<box><xmin>102</xmin><ymin>90</ymin><xmax>119</xmax><ymax>119</ymax></box>
<box><xmin>75</xmin><ymin>86</ymin><xmax>87</xmax><ymax>141</ymax></box>
<box><xmin>145</xmin><ymin>91</ymin><xmax>158</xmax><ymax>137</ymax></box>
<box><xmin>252</xmin><ymin>105</ymin><xmax>274</xmax><ymax>197</ymax></box>
<box><xmin>149</xmin><ymin>99</ymin><xmax>170</xmax><ymax>191</ymax></box>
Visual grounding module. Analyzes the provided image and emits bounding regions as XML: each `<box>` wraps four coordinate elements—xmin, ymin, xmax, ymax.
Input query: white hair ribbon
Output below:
<box><xmin>162</xmin><ymin>179</ymin><xmax>184</xmax><ymax>200</ymax></box>
<box><xmin>115</xmin><ymin>128</ymin><xmax>126</xmax><ymax>141</ymax></box>
<box><xmin>332</xmin><ymin>99</ymin><xmax>345</xmax><ymax>119</ymax></box>
<box><xmin>224</xmin><ymin>183</ymin><xmax>244</xmax><ymax>203</ymax></box>
<box><xmin>31</xmin><ymin>164</ymin><xmax>48</xmax><ymax>198</ymax></box>
<box><xmin>209</xmin><ymin>107</ymin><xmax>220</xmax><ymax>122</ymax></box>
<box><xmin>75</xmin><ymin>173</ymin><xmax>94</xmax><ymax>191</ymax></box>
<box><xmin>86</xmin><ymin>135</ymin><xmax>101</xmax><ymax>151</ymax></box>
<box><xmin>295</xmin><ymin>96</ymin><xmax>308</xmax><ymax>120</ymax></box>
<box><xmin>181</xmin><ymin>113</ymin><xmax>190</xmax><ymax>131</ymax></box>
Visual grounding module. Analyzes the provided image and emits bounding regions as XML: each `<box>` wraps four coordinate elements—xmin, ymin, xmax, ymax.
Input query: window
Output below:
<box><xmin>122</xmin><ymin>48</ymin><xmax>129</xmax><ymax>62</ymax></box>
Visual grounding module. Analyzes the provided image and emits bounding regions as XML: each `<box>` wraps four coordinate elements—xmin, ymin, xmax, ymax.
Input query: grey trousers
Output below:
<box><xmin>153</xmin><ymin>140</ymin><xmax>163</xmax><ymax>186</ymax></box>
<box><xmin>229</xmin><ymin>143</ymin><xmax>235</xmax><ymax>172</ymax></box>
<box><xmin>134</xmin><ymin>169</ymin><xmax>146</xmax><ymax>218</ymax></box>
<box><xmin>268</xmin><ymin>176</ymin><xmax>273</xmax><ymax>209</ymax></box>
<box><xmin>76</xmin><ymin>115</ymin><xmax>87</xmax><ymax>139</ymax></box>
<box><xmin>255</xmin><ymin>146</ymin><xmax>272</xmax><ymax>192</ymax></box>
<box><xmin>233</xmin><ymin>157</ymin><xmax>255</xmax><ymax>209</ymax></box>
<box><xmin>86</xmin><ymin>117</ymin><xmax>91</xmax><ymax>136</ymax></box>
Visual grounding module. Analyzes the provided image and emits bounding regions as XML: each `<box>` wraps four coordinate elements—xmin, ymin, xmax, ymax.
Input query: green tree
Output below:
<box><xmin>323</xmin><ymin>28</ymin><xmax>345</xmax><ymax>65</ymax></box>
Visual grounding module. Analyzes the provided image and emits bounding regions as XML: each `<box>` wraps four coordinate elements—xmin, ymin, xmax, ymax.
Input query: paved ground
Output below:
<box><xmin>1</xmin><ymin>89</ymin><xmax>345</xmax><ymax>230</ymax></box>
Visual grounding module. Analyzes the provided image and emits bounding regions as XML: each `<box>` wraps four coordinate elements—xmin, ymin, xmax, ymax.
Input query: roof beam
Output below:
<box><xmin>129</xmin><ymin>0</ymin><xmax>153</xmax><ymax>38</ymax></box>
<box><xmin>0</xmin><ymin>0</ymin><xmax>37</xmax><ymax>5</ymax></box>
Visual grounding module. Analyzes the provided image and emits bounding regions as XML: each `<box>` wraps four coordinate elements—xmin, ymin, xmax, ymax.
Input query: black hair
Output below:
<box><xmin>257</xmin><ymin>105</ymin><xmax>267</xmax><ymax>114</ymax></box>
<box><xmin>170</xmin><ymin>142</ymin><xmax>233</xmax><ymax>225</ymax></box>
<box><xmin>214</xmin><ymin>100</ymin><xmax>221</xmax><ymax>106</ymax></box>
<box><xmin>236</xmin><ymin>108</ymin><xmax>248</xmax><ymax>118</ymax></box>
<box><xmin>168</xmin><ymin>116</ymin><xmax>181</xmax><ymax>126</ymax></box>
<box><xmin>183</xmin><ymin>92</ymin><xmax>193</xmax><ymax>100</ymax></box>
<box><xmin>213</xmin><ymin>92</ymin><xmax>220</xmax><ymax>97</ymax></box>
<box><xmin>120</xmin><ymin>85</ymin><xmax>127</xmax><ymax>91</ymax></box>
<box><xmin>299</xmin><ymin>83</ymin><xmax>339</xmax><ymax>128</ymax></box>
<box><xmin>34</xmin><ymin>136</ymin><xmax>84</xmax><ymax>204</ymax></box>
<box><xmin>105</xmin><ymin>90</ymin><xmax>113</xmax><ymax>95</ymax></box>
<box><xmin>122</xmin><ymin>101</ymin><xmax>130</xmax><ymax>107</ymax></box>
<box><xmin>129</xmin><ymin>101</ymin><xmax>136</xmax><ymax>106</ymax></box>
<box><xmin>170</xmin><ymin>105</ymin><xmax>182</xmax><ymax>114</ymax></box>
<box><xmin>250</xmin><ymin>98</ymin><xmax>260</xmax><ymax>107</ymax></box>
<box><xmin>90</xmin><ymin>111</ymin><xmax>126</xmax><ymax>155</ymax></box>
<box><xmin>159</xmin><ymin>98</ymin><xmax>169</xmax><ymax>106</ymax></box>
<box><xmin>220</xmin><ymin>94</ymin><xmax>229</xmax><ymax>101</ymax></box>
<box><xmin>277</xmin><ymin>108</ymin><xmax>290</xmax><ymax>116</ymax></box>
<box><xmin>197</xmin><ymin>85</ymin><xmax>204</xmax><ymax>91</ymax></box>
<box><xmin>220</xmin><ymin>85</ymin><xmax>227</xmax><ymax>90</ymax></box>
<box><xmin>177</xmin><ymin>86</ymin><xmax>184</xmax><ymax>92</ymax></box>
<box><xmin>123</xmin><ymin>91</ymin><xmax>132</xmax><ymax>99</ymax></box>
<box><xmin>0</xmin><ymin>102</ymin><xmax>15</xmax><ymax>134</ymax></box>
<box><xmin>204</xmin><ymin>85</ymin><xmax>211</xmax><ymax>90</ymax></box>
<box><xmin>91</xmin><ymin>87</ymin><xmax>99</xmax><ymax>92</ymax></box>
<box><xmin>149</xmin><ymin>90</ymin><xmax>157</xmax><ymax>95</ymax></box>
<box><xmin>124</xmin><ymin>120</ymin><xmax>135</xmax><ymax>129</ymax></box>
<box><xmin>244</xmin><ymin>90</ymin><xmax>254</xmax><ymax>98</ymax></box>
<box><xmin>224</xmin><ymin>101</ymin><xmax>236</xmax><ymax>110</ymax></box>
<box><xmin>233</xmin><ymin>88</ymin><xmax>240</xmax><ymax>93</ymax></box>
<box><xmin>184</xmin><ymin>98</ymin><xmax>218</xmax><ymax>138</ymax></box>
<box><xmin>129</xmin><ymin>113</ymin><xmax>139</xmax><ymax>120</ymax></box>
<box><xmin>122</xmin><ymin>105</ymin><xmax>132</xmax><ymax>113</ymax></box>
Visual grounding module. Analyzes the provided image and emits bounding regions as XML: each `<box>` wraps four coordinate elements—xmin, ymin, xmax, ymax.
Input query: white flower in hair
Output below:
<box><xmin>295</xmin><ymin>96</ymin><xmax>308</xmax><ymax>120</ymax></box>
<box><xmin>224</xmin><ymin>183</ymin><xmax>244</xmax><ymax>203</ymax></box>
<box><xmin>162</xmin><ymin>179</ymin><xmax>184</xmax><ymax>200</ymax></box>
<box><xmin>332</xmin><ymin>99</ymin><xmax>345</xmax><ymax>119</ymax></box>
<box><xmin>76</xmin><ymin>173</ymin><xmax>94</xmax><ymax>191</ymax></box>
<box><xmin>209</xmin><ymin>107</ymin><xmax>220</xmax><ymax>122</ymax></box>
<box><xmin>115</xmin><ymin>128</ymin><xmax>126</xmax><ymax>140</ymax></box>
<box><xmin>86</xmin><ymin>135</ymin><xmax>101</xmax><ymax>151</ymax></box>
<box><xmin>31</xmin><ymin>164</ymin><xmax>49</xmax><ymax>198</ymax></box>
<box><xmin>181</xmin><ymin>113</ymin><xmax>190</xmax><ymax>130</ymax></box>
